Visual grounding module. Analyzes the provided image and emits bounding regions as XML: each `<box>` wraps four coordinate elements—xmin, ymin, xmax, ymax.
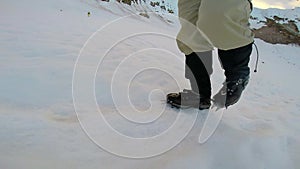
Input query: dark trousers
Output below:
<box><xmin>185</xmin><ymin>43</ymin><xmax>252</xmax><ymax>98</ymax></box>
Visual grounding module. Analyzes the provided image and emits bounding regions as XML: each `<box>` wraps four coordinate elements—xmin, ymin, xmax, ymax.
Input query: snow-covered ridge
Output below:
<box><xmin>94</xmin><ymin>0</ymin><xmax>300</xmax><ymax>30</ymax></box>
<box><xmin>93</xmin><ymin>0</ymin><xmax>300</xmax><ymax>45</ymax></box>
<box><xmin>250</xmin><ymin>7</ymin><xmax>300</xmax><ymax>45</ymax></box>
<box><xmin>85</xmin><ymin>0</ymin><xmax>177</xmax><ymax>23</ymax></box>
<box><xmin>251</xmin><ymin>7</ymin><xmax>300</xmax><ymax>30</ymax></box>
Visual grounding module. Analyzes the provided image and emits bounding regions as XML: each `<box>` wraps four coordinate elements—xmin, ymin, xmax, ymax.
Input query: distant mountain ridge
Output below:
<box><xmin>251</xmin><ymin>7</ymin><xmax>300</xmax><ymax>45</ymax></box>
<box><xmin>93</xmin><ymin>0</ymin><xmax>300</xmax><ymax>45</ymax></box>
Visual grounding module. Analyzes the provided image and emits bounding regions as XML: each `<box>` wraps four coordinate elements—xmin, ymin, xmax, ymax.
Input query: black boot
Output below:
<box><xmin>213</xmin><ymin>76</ymin><xmax>249</xmax><ymax>108</ymax></box>
<box><xmin>167</xmin><ymin>89</ymin><xmax>211</xmax><ymax>110</ymax></box>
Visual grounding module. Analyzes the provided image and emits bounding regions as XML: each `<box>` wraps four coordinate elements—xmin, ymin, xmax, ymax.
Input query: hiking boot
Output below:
<box><xmin>167</xmin><ymin>89</ymin><xmax>211</xmax><ymax>110</ymax></box>
<box><xmin>213</xmin><ymin>77</ymin><xmax>249</xmax><ymax>108</ymax></box>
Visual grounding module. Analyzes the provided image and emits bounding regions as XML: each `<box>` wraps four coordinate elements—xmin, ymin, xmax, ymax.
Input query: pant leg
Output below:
<box><xmin>185</xmin><ymin>51</ymin><xmax>212</xmax><ymax>98</ymax></box>
<box><xmin>176</xmin><ymin>0</ymin><xmax>214</xmax><ymax>55</ymax></box>
<box><xmin>218</xmin><ymin>43</ymin><xmax>253</xmax><ymax>81</ymax></box>
<box><xmin>196</xmin><ymin>0</ymin><xmax>254</xmax><ymax>50</ymax></box>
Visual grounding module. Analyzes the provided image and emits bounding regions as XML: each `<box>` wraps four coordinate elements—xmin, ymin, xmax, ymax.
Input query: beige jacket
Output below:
<box><xmin>177</xmin><ymin>0</ymin><xmax>254</xmax><ymax>55</ymax></box>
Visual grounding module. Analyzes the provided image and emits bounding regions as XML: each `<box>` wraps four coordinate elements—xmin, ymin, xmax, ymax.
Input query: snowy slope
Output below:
<box><xmin>1</xmin><ymin>0</ymin><xmax>300</xmax><ymax>169</ymax></box>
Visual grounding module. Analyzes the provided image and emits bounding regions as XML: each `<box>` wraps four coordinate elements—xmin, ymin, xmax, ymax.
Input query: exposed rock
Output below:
<box><xmin>253</xmin><ymin>17</ymin><xmax>300</xmax><ymax>46</ymax></box>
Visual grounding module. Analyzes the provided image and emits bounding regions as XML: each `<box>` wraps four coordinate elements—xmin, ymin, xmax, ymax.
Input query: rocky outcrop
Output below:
<box><xmin>253</xmin><ymin>16</ymin><xmax>300</xmax><ymax>45</ymax></box>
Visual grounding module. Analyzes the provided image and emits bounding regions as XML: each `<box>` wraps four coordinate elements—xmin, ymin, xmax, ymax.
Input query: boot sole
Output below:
<box><xmin>167</xmin><ymin>101</ymin><xmax>210</xmax><ymax>110</ymax></box>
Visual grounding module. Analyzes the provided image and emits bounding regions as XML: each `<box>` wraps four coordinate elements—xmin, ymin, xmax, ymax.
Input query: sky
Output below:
<box><xmin>253</xmin><ymin>0</ymin><xmax>299</xmax><ymax>9</ymax></box>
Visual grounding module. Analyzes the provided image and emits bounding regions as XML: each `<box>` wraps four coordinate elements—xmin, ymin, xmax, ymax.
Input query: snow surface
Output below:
<box><xmin>1</xmin><ymin>0</ymin><xmax>300</xmax><ymax>168</ymax></box>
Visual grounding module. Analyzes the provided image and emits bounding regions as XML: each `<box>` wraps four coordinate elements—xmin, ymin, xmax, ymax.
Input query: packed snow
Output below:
<box><xmin>1</xmin><ymin>0</ymin><xmax>300</xmax><ymax>169</ymax></box>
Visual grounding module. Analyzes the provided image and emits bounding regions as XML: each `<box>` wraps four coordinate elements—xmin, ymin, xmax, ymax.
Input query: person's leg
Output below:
<box><xmin>215</xmin><ymin>43</ymin><xmax>252</xmax><ymax>107</ymax></box>
<box><xmin>167</xmin><ymin>0</ymin><xmax>213</xmax><ymax>109</ymax></box>
<box><xmin>166</xmin><ymin>51</ymin><xmax>212</xmax><ymax>109</ymax></box>
<box><xmin>177</xmin><ymin>0</ymin><xmax>213</xmax><ymax>97</ymax></box>
<box><xmin>218</xmin><ymin>43</ymin><xmax>252</xmax><ymax>81</ymax></box>
<box><xmin>185</xmin><ymin>51</ymin><xmax>212</xmax><ymax>99</ymax></box>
